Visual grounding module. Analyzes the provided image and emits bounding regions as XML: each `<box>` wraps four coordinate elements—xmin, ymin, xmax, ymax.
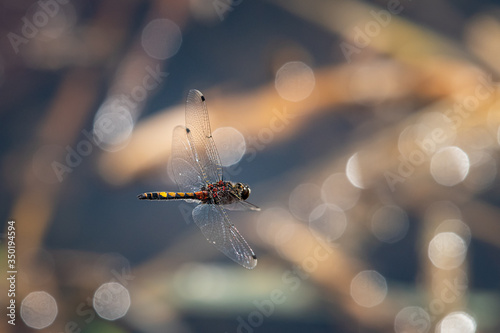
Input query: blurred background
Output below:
<box><xmin>1</xmin><ymin>0</ymin><xmax>500</xmax><ymax>332</ymax></box>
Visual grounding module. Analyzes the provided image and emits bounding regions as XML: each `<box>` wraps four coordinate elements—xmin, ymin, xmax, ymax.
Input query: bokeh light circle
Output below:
<box><xmin>346</xmin><ymin>152</ymin><xmax>366</xmax><ymax>189</ymax></box>
<box><xmin>93</xmin><ymin>97</ymin><xmax>135</xmax><ymax>152</ymax></box>
<box><xmin>321</xmin><ymin>173</ymin><xmax>361</xmax><ymax>210</ymax></box>
<box><xmin>394</xmin><ymin>306</ymin><xmax>431</xmax><ymax>333</ymax></box>
<box><xmin>371</xmin><ymin>205</ymin><xmax>409</xmax><ymax>243</ymax></box>
<box><xmin>350</xmin><ymin>270</ymin><xmax>387</xmax><ymax>308</ymax></box>
<box><xmin>428</xmin><ymin>232</ymin><xmax>467</xmax><ymax>270</ymax></box>
<box><xmin>141</xmin><ymin>19</ymin><xmax>182</xmax><ymax>60</ymax></box>
<box><xmin>438</xmin><ymin>311</ymin><xmax>476</xmax><ymax>333</ymax></box>
<box><xmin>289</xmin><ymin>183</ymin><xmax>322</xmax><ymax>221</ymax></box>
<box><xmin>93</xmin><ymin>282</ymin><xmax>131</xmax><ymax>320</ymax></box>
<box><xmin>25</xmin><ymin>1</ymin><xmax>77</xmax><ymax>40</ymax></box>
<box><xmin>309</xmin><ymin>203</ymin><xmax>347</xmax><ymax>242</ymax></box>
<box><xmin>275</xmin><ymin>61</ymin><xmax>315</xmax><ymax>102</ymax></box>
<box><xmin>463</xmin><ymin>151</ymin><xmax>497</xmax><ymax>191</ymax></box>
<box><xmin>430</xmin><ymin>146</ymin><xmax>470</xmax><ymax>186</ymax></box>
<box><xmin>21</xmin><ymin>291</ymin><xmax>58</xmax><ymax>329</ymax></box>
<box><xmin>212</xmin><ymin>127</ymin><xmax>246</xmax><ymax>167</ymax></box>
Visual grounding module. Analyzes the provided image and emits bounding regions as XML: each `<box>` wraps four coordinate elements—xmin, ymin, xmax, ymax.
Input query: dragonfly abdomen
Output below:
<box><xmin>138</xmin><ymin>192</ymin><xmax>196</xmax><ymax>200</ymax></box>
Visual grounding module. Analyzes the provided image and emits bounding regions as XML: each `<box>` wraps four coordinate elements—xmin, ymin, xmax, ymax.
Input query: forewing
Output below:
<box><xmin>192</xmin><ymin>204</ymin><xmax>257</xmax><ymax>269</ymax></box>
<box><xmin>185</xmin><ymin>89</ymin><xmax>223</xmax><ymax>184</ymax></box>
<box><xmin>171</xmin><ymin>125</ymin><xmax>204</xmax><ymax>192</ymax></box>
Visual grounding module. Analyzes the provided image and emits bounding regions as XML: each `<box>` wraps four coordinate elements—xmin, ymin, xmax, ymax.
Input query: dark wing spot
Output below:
<box><xmin>201</xmin><ymin>95</ymin><xmax>205</xmax><ymax>101</ymax></box>
<box><xmin>186</xmin><ymin>128</ymin><xmax>190</xmax><ymax>133</ymax></box>
<box><xmin>252</xmin><ymin>255</ymin><xmax>257</xmax><ymax>259</ymax></box>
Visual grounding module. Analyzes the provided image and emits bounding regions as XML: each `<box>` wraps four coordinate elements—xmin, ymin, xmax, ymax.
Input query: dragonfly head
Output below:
<box><xmin>235</xmin><ymin>182</ymin><xmax>251</xmax><ymax>200</ymax></box>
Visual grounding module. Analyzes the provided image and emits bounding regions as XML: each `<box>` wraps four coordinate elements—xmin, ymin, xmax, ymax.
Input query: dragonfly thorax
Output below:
<box><xmin>201</xmin><ymin>181</ymin><xmax>252</xmax><ymax>204</ymax></box>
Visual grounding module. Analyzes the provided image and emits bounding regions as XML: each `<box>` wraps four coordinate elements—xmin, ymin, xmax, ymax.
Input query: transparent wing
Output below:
<box><xmin>192</xmin><ymin>204</ymin><xmax>257</xmax><ymax>269</ymax></box>
<box><xmin>171</xmin><ymin>125</ymin><xmax>204</xmax><ymax>192</ymax></box>
<box><xmin>224</xmin><ymin>200</ymin><xmax>261</xmax><ymax>211</ymax></box>
<box><xmin>185</xmin><ymin>89</ymin><xmax>223</xmax><ymax>184</ymax></box>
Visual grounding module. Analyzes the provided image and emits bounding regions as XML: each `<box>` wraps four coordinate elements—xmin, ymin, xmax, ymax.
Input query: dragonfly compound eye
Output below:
<box><xmin>240</xmin><ymin>185</ymin><xmax>251</xmax><ymax>200</ymax></box>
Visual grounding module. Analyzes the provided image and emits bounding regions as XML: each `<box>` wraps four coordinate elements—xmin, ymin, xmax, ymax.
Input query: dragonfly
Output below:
<box><xmin>138</xmin><ymin>89</ymin><xmax>259</xmax><ymax>269</ymax></box>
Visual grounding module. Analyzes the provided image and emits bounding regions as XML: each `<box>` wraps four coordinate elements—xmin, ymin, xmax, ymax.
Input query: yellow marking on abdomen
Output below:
<box><xmin>159</xmin><ymin>192</ymin><xmax>167</xmax><ymax>198</ymax></box>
